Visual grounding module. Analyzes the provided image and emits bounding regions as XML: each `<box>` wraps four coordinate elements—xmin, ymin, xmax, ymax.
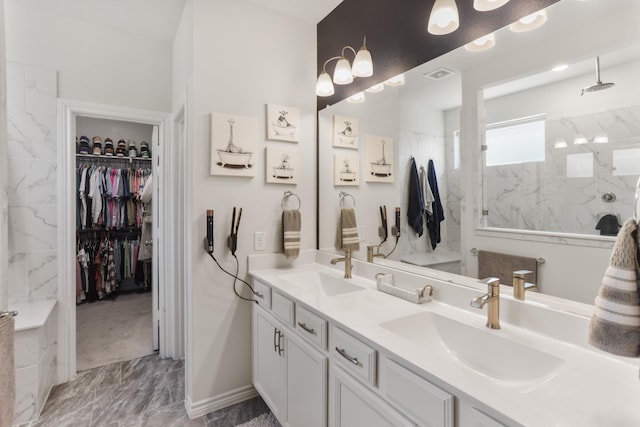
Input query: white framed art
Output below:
<box><xmin>266</xmin><ymin>146</ymin><xmax>299</xmax><ymax>184</ymax></box>
<box><xmin>267</xmin><ymin>104</ymin><xmax>300</xmax><ymax>142</ymax></box>
<box><xmin>210</xmin><ymin>112</ymin><xmax>258</xmax><ymax>177</ymax></box>
<box><xmin>333</xmin><ymin>114</ymin><xmax>359</xmax><ymax>149</ymax></box>
<box><xmin>333</xmin><ymin>153</ymin><xmax>360</xmax><ymax>186</ymax></box>
<box><xmin>365</xmin><ymin>134</ymin><xmax>394</xmax><ymax>183</ymax></box>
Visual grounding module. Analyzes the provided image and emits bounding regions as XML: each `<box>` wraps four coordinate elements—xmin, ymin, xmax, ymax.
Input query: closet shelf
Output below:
<box><xmin>76</xmin><ymin>153</ymin><xmax>151</xmax><ymax>164</ymax></box>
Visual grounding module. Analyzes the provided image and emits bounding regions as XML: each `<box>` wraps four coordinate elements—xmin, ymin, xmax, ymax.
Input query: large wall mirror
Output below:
<box><xmin>318</xmin><ymin>0</ymin><xmax>640</xmax><ymax>305</ymax></box>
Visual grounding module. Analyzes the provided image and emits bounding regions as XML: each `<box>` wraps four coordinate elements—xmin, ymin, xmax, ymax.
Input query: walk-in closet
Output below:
<box><xmin>74</xmin><ymin>116</ymin><xmax>158</xmax><ymax>371</ymax></box>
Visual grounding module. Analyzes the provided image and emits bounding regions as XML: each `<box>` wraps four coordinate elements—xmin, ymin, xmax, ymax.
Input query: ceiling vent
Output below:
<box><xmin>424</xmin><ymin>68</ymin><xmax>455</xmax><ymax>80</ymax></box>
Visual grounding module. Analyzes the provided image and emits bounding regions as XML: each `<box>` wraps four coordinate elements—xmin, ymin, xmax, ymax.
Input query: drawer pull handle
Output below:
<box><xmin>278</xmin><ymin>331</ymin><xmax>284</xmax><ymax>356</ymax></box>
<box><xmin>297</xmin><ymin>322</ymin><xmax>317</xmax><ymax>335</ymax></box>
<box><xmin>274</xmin><ymin>328</ymin><xmax>280</xmax><ymax>353</ymax></box>
<box><xmin>255</xmin><ymin>291</ymin><xmax>264</xmax><ymax>299</ymax></box>
<box><xmin>335</xmin><ymin>347</ymin><xmax>360</xmax><ymax>366</ymax></box>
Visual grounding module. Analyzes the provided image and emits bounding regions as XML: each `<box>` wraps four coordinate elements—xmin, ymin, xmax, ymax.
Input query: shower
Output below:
<box><xmin>581</xmin><ymin>56</ymin><xmax>615</xmax><ymax>95</ymax></box>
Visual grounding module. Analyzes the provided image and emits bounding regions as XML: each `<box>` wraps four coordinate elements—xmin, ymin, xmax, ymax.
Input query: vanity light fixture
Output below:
<box><xmin>509</xmin><ymin>9</ymin><xmax>547</xmax><ymax>32</ymax></box>
<box><xmin>464</xmin><ymin>33</ymin><xmax>496</xmax><ymax>52</ymax></box>
<box><xmin>473</xmin><ymin>0</ymin><xmax>510</xmax><ymax>12</ymax></box>
<box><xmin>347</xmin><ymin>91</ymin><xmax>366</xmax><ymax>103</ymax></box>
<box><xmin>428</xmin><ymin>0</ymin><xmax>460</xmax><ymax>35</ymax></box>
<box><xmin>384</xmin><ymin>74</ymin><xmax>406</xmax><ymax>86</ymax></box>
<box><xmin>552</xmin><ymin>64</ymin><xmax>568</xmax><ymax>72</ymax></box>
<box><xmin>316</xmin><ymin>36</ymin><xmax>374</xmax><ymax>97</ymax></box>
<box><xmin>554</xmin><ymin>138</ymin><xmax>568</xmax><ymax>149</ymax></box>
<box><xmin>365</xmin><ymin>83</ymin><xmax>385</xmax><ymax>93</ymax></box>
<box><xmin>573</xmin><ymin>134</ymin><xmax>588</xmax><ymax>145</ymax></box>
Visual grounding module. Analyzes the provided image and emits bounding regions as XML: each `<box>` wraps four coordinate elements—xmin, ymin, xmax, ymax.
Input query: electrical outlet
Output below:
<box><xmin>358</xmin><ymin>226</ymin><xmax>366</xmax><ymax>242</ymax></box>
<box><xmin>254</xmin><ymin>231</ymin><xmax>266</xmax><ymax>251</ymax></box>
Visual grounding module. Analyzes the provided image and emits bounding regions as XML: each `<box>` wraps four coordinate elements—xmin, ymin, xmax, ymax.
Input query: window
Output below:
<box><xmin>485</xmin><ymin>115</ymin><xmax>546</xmax><ymax>166</ymax></box>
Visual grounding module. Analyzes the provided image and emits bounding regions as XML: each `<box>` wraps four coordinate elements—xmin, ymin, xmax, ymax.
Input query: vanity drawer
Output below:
<box><xmin>295</xmin><ymin>305</ymin><xmax>327</xmax><ymax>350</ymax></box>
<box><xmin>330</xmin><ymin>325</ymin><xmax>377</xmax><ymax>386</ymax></box>
<box><xmin>252</xmin><ymin>280</ymin><xmax>272</xmax><ymax>309</ymax></box>
<box><xmin>272</xmin><ymin>291</ymin><xmax>295</xmax><ymax>327</ymax></box>
<box><xmin>379</xmin><ymin>357</ymin><xmax>454</xmax><ymax>427</ymax></box>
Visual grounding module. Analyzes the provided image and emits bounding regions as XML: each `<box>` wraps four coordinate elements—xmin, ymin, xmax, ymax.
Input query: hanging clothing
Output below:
<box><xmin>407</xmin><ymin>158</ymin><xmax>424</xmax><ymax>237</ymax></box>
<box><xmin>138</xmin><ymin>173</ymin><xmax>153</xmax><ymax>261</ymax></box>
<box><xmin>425</xmin><ymin>159</ymin><xmax>444</xmax><ymax>250</ymax></box>
<box><xmin>420</xmin><ymin>165</ymin><xmax>435</xmax><ymax>217</ymax></box>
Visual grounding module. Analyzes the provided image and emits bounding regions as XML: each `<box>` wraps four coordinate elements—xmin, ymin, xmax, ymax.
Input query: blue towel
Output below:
<box><xmin>426</xmin><ymin>159</ymin><xmax>444</xmax><ymax>250</ymax></box>
<box><xmin>407</xmin><ymin>158</ymin><xmax>424</xmax><ymax>236</ymax></box>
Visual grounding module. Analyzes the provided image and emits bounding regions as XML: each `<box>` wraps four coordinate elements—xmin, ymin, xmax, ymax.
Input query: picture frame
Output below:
<box><xmin>210</xmin><ymin>112</ymin><xmax>258</xmax><ymax>177</ymax></box>
<box><xmin>364</xmin><ymin>134</ymin><xmax>394</xmax><ymax>183</ymax></box>
<box><xmin>333</xmin><ymin>153</ymin><xmax>360</xmax><ymax>186</ymax></box>
<box><xmin>266</xmin><ymin>104</ymin><xmax>300</xmax><ymax>142</ymax></box>
<box><xmin>266</xmin><ymin>146</ymin><xmax>299</xmax><ymax>184</ymax></box>
<box><xmin>333</xmin><ymin>115</ymin><xmax>359</xmax><ymax>149</ymax></box>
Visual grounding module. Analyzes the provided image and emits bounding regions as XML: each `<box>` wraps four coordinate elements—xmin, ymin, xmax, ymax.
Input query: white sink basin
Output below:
<box><xmin>280</xmin><ymin>271</ymin><xmax>366</xmax><ymax>296</ymax></box>
<box><xmin>380</xmin><ymin>311</ymin><xmax>564</xmax><ymax>388</ymax></box>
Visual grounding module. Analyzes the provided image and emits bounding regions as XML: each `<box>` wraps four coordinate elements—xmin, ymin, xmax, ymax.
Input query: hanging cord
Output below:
<box><xmin>384</xmin><ymin>235</ymin><xmax>400</xmax><ymax>259</ymax></box>
<box><xmin>206</xmin><ymin>251</ymin><xmax>258</xmax><ymax>304</ymax></box>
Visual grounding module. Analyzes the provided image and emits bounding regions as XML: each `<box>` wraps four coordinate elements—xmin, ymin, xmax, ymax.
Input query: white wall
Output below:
<box><xmin>182</xmin><ymin>0</ymin><xmax>317</xmax><ymax>408</ymax></box>
<box><xmin>0</xmin><ymin>0</ymin><xmax>8</xmax><ymax>311</ymax></box>
<box><xmin>4</xmin><ymin>0</ymin><xmax>173</xmax><ymax>112</ymax></box>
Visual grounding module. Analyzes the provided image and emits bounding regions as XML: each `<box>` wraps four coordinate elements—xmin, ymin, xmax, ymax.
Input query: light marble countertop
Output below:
<box><xmin>249</xmin><ymin>251</ymin><xmax>640</xmax><ymax>427</ymax></box>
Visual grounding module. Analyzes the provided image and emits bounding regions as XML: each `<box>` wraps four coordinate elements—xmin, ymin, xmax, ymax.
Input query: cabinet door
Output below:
<box><xmin>329</xmin><ymin>365</ymin><xmax>415</xmax><ymax>427</ymax></box>
<box><xmin>286</xmin><ymin>334</ymin><xmax>328</xmax><ymax>427</ymax></box>
<box><xmin>253</xmin><ymin>306</ymin><xmax>286</xmax><ymax>421</ymax></box>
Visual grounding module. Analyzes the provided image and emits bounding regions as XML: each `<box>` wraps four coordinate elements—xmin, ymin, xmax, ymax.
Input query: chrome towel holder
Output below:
<box><xmin>339</xmin><ymin>191</ymin><xmax>356</xmax><ymax>208</ymax></box>
<box><xmin>281</xmin><ymin>191</ymin><xmax>301</xmax><ymax>210</ymax></box>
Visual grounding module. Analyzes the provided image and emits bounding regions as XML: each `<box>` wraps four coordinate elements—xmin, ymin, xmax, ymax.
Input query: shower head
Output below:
<box><xmin>581</xmin><ymin>56</ymin><xmax>615</xmax><ymax>95</ymax></box>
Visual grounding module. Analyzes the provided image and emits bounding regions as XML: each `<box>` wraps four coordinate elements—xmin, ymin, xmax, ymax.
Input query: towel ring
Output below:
<box><xmin>0</xmin><ymin>310</ymin><xmax>18</xmax><ymax>319</ymax></box>
<box><xmin>339</xmin><ymin>191</ymin><xmax>356</xmax><ymax>208</ymax></box>
<box><xmin>281</xmin><ymin>191</ymin><xmax>301</xmax><ymax>210</ymax></box>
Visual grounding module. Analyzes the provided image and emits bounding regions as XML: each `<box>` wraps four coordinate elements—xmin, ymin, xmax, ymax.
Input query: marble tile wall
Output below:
<box><xmin>6</xmin><ymin>62</ymin><xmax>58</xmax><ymax>303</ymax></box>
<box><xmin>485</xmin><ymin>105</ymin><xmax>640</xmax><ymax>235</ymax></box>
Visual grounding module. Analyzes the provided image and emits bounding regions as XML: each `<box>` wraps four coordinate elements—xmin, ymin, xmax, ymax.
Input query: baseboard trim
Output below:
<box><xmin>186</xmin><ymin>384</ymin><xmax>258</xmax><ymax>419</ymax></box>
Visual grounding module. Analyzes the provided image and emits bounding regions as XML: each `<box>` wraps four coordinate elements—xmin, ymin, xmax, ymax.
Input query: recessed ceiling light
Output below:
<box><xmin>347</xmin><ymin>91</ymin><xmax>365</xmax><ymax>103</ymax></box>
<box><xmin>365</xmin><ymin>83</ymin><xmax>384</xmax><ymax>93</ymax></box>
<box><xmin>552</xmin><ymin>64</ymin><xmax>568</xmax><ymax>72</ymax></box>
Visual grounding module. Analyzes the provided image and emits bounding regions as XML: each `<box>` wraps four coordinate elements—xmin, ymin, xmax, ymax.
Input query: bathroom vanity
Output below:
<box><xmin>249</xmin><ymin>251</ymin><xmax>640</xmax><ymax>427</ymax></box>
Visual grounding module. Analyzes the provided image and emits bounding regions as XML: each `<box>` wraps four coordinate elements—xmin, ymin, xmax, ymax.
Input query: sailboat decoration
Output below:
<box><xmin>217</xmin><ymin>118</ymin><xmax>253</xmax><ymax>168</ymax></box>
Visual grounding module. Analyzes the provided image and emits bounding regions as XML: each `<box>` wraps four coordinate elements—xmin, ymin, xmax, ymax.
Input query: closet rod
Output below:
<box><xmin>76</xmin><ymin>154</ymin><xmax>152</xmax><ymax>165</ymax></box>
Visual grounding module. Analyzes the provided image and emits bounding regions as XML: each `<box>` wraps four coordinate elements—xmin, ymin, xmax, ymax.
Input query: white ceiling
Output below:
<box><xmin>34</xmin><ymin>0</ymin><xmax>188</xmax><ymax>43</ymax></box>
<box><xmin>32</xmin><ymin>0</ymin><xmax>342</xmax><ymax>45</ymax></box>
<box><xmin>246</xmin><ymin>0</ymin><xmax>343</xmax><ymax>24</ymax></box>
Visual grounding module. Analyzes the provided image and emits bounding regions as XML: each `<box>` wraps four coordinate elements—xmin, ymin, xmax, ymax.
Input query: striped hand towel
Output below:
<box><xmin>589</xmin><ymin>219</ymin><xmax>640</xmax><ymax>357</ymax></box>
<box><xmin>340</xmin><ymin>208</ymin><xmax>360</xmax><ymax>251</ymax></box>
<box><xmin>283</xmin><ymin>209</ymin><xmax>301</xmax><ymax>259</ymax></box>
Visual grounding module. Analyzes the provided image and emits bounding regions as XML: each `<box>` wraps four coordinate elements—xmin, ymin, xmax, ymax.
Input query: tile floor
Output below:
<box><xmin>30</xmin><ymin>354</ymin><xmax>273</xmax><ymax>427</ymax></box>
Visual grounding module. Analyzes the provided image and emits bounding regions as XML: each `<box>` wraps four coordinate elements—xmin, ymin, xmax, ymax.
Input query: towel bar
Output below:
<box><xmin>0</xmin><ymin>310</ymin><xmax>18</xmax><ymax>319</ymax></box>
<box><xmin>281</xmin><ymin>191</ymin><xmax>301</xmax><ymax>210</ymax></box>
<box><xmin>469</xmin><ymin>248</ymin><xmax>545</xmax><ymax>264</ymax></box>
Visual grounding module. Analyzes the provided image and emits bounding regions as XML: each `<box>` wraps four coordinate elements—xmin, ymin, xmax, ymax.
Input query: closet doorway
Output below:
<box><xmin>58</xmin><ymin>100</ymin><xmax>182</xmax><ymax>382</ymax></box>
<box><xmin>75</xmin><ymin>117</ymin><xmax>157</xmax><ymax>371</ymax></box>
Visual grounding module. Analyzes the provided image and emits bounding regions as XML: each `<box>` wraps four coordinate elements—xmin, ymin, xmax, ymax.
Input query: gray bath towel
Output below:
<box><xmin>340</xmin><ymin>208</ymin><xmax>359</xmax><ymax>251</ymax></box>
<box><xmin>589</xmin><ymin>219</ymin><xmax>640</xmax><ymax>357</ymax></box>
<box><xmin>283</xmin><ymin>209</ymin><xmax>301</xmax><ymax>259</ymax></box>
<box><xmin>0</xmin><ymin>315</ymin><xmax>15</xmax><ymax>426</ymax></box>
<box><xmin>477</xmin><ymin>250</ymin><xmax>537</xmax><ymax>287</ymax></box>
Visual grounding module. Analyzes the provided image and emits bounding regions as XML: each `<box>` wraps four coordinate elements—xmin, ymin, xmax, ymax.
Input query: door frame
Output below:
<box><xmin>56</xmin><ymin>99</ymin><xmax>179</xmax><ymax>382</ymax></box>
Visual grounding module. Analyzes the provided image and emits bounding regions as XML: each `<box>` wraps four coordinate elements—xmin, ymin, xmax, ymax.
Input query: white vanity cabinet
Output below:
<box><xmin>252</xmin><ymin>290</ymin><xmax>328</xmax><ymax>427</ymax></box>
<box><xmin>329</xmin><ymin>364</ymin><xmax>416</xmax><ymax>427</ymax></box>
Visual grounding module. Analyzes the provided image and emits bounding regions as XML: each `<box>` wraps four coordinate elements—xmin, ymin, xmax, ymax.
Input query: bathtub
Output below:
<box><xmin>401</xmin><ymin>249</ymin><xmax>461</xmax><ymax>274</ymax></box>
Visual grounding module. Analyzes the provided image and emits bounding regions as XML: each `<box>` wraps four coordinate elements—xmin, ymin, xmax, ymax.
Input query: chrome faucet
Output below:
<box><xmin>470</xmin><ymin>277</ymin><xmax>501</xmax><ymax>329</ymax></box>
<box><xmin>366</xmin><ymin>245</ymin><xmax>386</xmax><ymax>263</ymax></box>
<box><xmin>331</xmin><ymin>249</ymin><xmax>352</xmax><ymax>278</ymax></box>
<box><xmin>513</xmin><ymin>270</ymin><xmax>538</xmax><ymax>301</ymax></box>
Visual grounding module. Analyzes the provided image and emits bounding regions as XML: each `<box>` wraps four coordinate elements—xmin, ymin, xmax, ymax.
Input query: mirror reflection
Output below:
<box><xmin>318</xmin><ymin>0</ymin><xmax>640</xmax><ymax>305</ymax></box>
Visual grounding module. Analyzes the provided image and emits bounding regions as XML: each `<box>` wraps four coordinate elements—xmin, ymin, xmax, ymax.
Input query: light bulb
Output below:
<box><xmin>347</xmin><ymin>92</ymin><xmax>365</xmax><ymax>104</ymax></box>
<box><xmin>509</xmin><ymin>9</ymin><xmax>547</xmax><ymax>32</ymax></box>
<box><xmin>465</xmin><ymin>33</ymin><xmax>496</xmax><ymax>52</ymax></box>
<box><xmin>473</xmin><ymin>0</ymin><xmax>510</xmax><ymax>12</ymax></box>
<box><xmin>365</xmin><ymin>83</ymin><xmax>384</xmax><ymax>93</ymax></box>
<box><xmin>333</xmin><ymin>57</ymin><xmax>353</xmax><ymax>85</ymax></box>
<box><xmin>352</xmin><ymin>43</ymin><xmax>373</xmax><ymax>77</ymax></box>
<box><xmin>428</xmin><ymin>0</ymin><xmax>460</xmax><ymax>35</ymax></box>
<box><xmin>384</xmin><ymin>74</ymin><xmax>405</xmax><ymax>86</ymax></box>
<box><xmin>316</xmin><ymin>71</ymin><xmax>334</xmax><ymax>97</ymax></box>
